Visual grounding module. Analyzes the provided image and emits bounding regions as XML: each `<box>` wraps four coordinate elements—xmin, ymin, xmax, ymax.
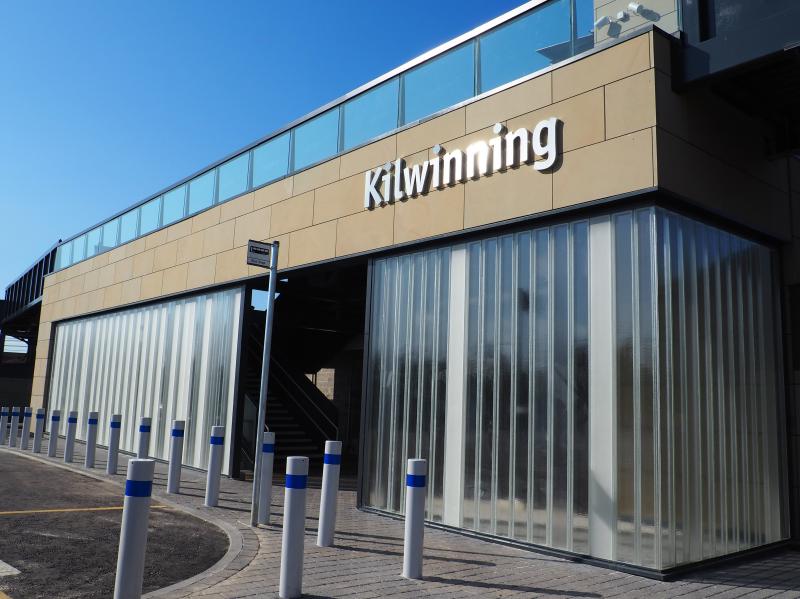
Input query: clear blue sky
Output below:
<box><xmin>0</xmin><ymin>0</ymin><xmax>524</xmax><ymax>289</ymax></box>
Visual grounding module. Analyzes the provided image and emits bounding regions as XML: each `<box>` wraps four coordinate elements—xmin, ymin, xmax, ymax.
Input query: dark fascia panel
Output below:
<box><xmin>679</xmin><ymin>1</ymin><xmax>800</xmax><ymax>84</ymax></box>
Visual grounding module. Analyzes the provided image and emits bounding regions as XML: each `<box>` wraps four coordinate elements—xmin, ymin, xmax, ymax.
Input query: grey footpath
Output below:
<box><xmin>2</xmin><ymin>435</ymin><xmax>799</xmax><ymax>598</ymax></box>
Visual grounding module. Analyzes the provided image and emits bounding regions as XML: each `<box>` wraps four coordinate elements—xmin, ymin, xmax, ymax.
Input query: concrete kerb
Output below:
<box><xmin>0</xmin><ymin>442</ymin><xmax>253</xmax><ymax>597</ymax></box>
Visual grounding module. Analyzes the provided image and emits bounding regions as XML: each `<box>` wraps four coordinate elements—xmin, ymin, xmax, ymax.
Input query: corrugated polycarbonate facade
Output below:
<box><xmin>461</xmin><ymin>223</ymin><xmax>589</xmax><ymax>552</ymax></box>
<box><xmin>644</xmin><ymin>210</ymin><xmax>789</xmax><ymax>567</ymax></box>
<box><xmin>47</xmin><ymin>287</ymin><xmax>242</xmax><ymax>473</ymax></box>
<box><xmin>362</xmin><ymin>207</ymin><xmax>788</xmax><ymax>570</ymax></box>
<box><xmin>362</xmin><ymin>248</ymin><xmax>451</xmax><ymax>522</ymax></box>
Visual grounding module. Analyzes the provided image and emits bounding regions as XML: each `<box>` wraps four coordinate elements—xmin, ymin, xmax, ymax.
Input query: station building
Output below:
<box><xmin>2</xmin><ymin>0</ymin><xmax>800</xmax><ymax>577</ymax></box>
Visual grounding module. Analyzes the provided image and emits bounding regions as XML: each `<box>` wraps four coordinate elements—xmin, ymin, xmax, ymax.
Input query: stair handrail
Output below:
<box><xmin>270</xmin><ymin>357</ymin><xmax>338</xmax><ymax>439</ymax></box>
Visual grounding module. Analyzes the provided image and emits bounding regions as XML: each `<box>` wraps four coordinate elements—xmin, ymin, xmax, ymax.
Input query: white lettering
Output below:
<box><xmin>364</xmin><ymin>168</ymin><xmax>384</xmax><ymax>209</ymax></box>
<box><xmin>489</xmin><ymin>124</ymin><xmax>505</xmax><ymax>172</ymax></box>
<box><xmin>442</xmin><ymin>150</ymin><xmax>464</xmax><ymax>186</ymax></box>
<box><xmin>363</xmin><ymin>117</ymin><xmax>560</xmax><ymax>210</ymax></box>
<box><xmin>403</xmin><ymin>160</ymin><xmax>430</xmax><ymax>197</ymax></box>
<box><xmin>533</xmin><ymin>117</ymin><xmax>559</xmax><ymax>171</ymax></box>
<box><xmin>466</xmin><ymin>141</ymin><xmax>490</xmax><ymax>179</ymax></box>
<box><xmin>393</xmin><ymin>159</ymin><xmax>406</xmax><ymax>200</ymax></box>
<box><xmin>505</xmin><ymin>128</ymin><xmax>531</xmax><ymax>166</ymax></box>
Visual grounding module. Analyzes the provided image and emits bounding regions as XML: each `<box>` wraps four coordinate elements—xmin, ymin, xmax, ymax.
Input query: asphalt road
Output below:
<box><xmin>0</xmin><ymin>452</ymin><xmax>228</xmax><ymax>599</ymax></box>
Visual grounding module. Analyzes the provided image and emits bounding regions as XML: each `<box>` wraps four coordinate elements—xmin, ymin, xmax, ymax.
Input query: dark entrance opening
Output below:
<box><xmin>232</xmin><ymin>259</ymin><xmax>367</xmax><ymax>479</ymax></box>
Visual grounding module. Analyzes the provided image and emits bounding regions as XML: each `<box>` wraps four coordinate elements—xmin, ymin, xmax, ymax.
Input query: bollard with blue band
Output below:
<box><xmin>47</xmin><ymin>410</ymin><xmax>61</xmax><ymax>457</ymax></box>
<box><xmin>317</xmin><ymin>440</ymin><xmax>343</xmax><ymax>547</ymax></box>
<box><xmin>32</xmin><ymin>408</ymin><xmax>45</xmax><ymax>453</ymax></box>
<box><xmin>84</xmin><ymin>411</ymin><xmax>99</xmax><ymax>469</ymax></box>
<box><xmin>257</xmin><ymin>431</ymin><xmax>275</xmax><ymax>525</ymax></box>
<box><xmin>0</xmin><ymin>407</ymin><xmax>8</xmax><ymax>445</ymax></box>
<box><xmin>137</xmin><ymin>416</ymin><xmax>151</xmax><ymax>459</ymax></box>
<box><xmin>204</xmin><ymin>425</ymin><xmax>225</xmax><ymax>507</ymax></box>
<box><xmin>167</xmin><ymin>420</ymin><xmax>185</xmax><ymax>494</ymax></box>
<box><xmin>113</xmin><ymin>459</ymin><xmax>155</xmax><ymax>599</ymax></box>
<box><xmin>279</xmin><ymin>456</ymin><xmax>309</xmax><ymax>599</ymax></box>
<box><xmin>20</xmin><ymin>407</ymin><xmax>32</xmax><ymax>450</ymax></box>
<box><xmin>8</xmin><ymin>408</ymin><xmax>20</xmax><ymax>448</ymax></box>
<box><xmin>402</xmin><ymin>458</ymin><xmax>427</xmax><ymax>580</ymax></box>
<box><xmin>64</xmin><ymin>410</ymin><xmax>78</xmax><ymax>463</ymax></box>
<box><xmin>107</xmin><ymin>414</ymin><xmax>122</xmax><ymax>475</ymax></box>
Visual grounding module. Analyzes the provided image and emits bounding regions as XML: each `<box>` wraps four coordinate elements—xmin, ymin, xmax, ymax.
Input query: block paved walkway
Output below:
<box><xmin>3</xmin><ymin>435</ymin><xmax>799</xmax><ymax>598</ymax></box>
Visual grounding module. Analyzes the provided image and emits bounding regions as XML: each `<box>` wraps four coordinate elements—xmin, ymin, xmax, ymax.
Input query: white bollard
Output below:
<box><xmin>20</xmin><ymin>408</ymin><xmax>32</xmax><ymax>450</ymax></box>
<box><xmin>402</xmin><ymin>458</ymin><xmax>427</xmax><ymax>580</ymax></box>
<box><xmin>204</xmin><ymin>425</ymin><xmax>224</xmax><ymax>507</ymax></box>
<box><xmin>137</xmin><ymin>417</ymin><xmax>151</xmax><ymax>459</ymax></box>
<box><xmin>47</xmin><ymin>410</ymin><xmax>61</xmax><ymax>457</ymax></box>
<box><xmin>0</xmin><ymin>407</ymin><xmax>7</xmax><ymax>445</ymax></box>
<box><xmin>113</xmin><ymin>459</ymin><xmax>155</xmax><ymax>599</ymax></box>
<box><xmin>64</xmin><ymin>410</ymin><xmax>78</xmax><ymax>463</ymax></box>
<box><xmin>167</xmin><ymin>420</ymin><xmax>185</xmax><ymax>494</ymax></box>
<box><xmin>84</xmin><ymin>411</ymin><xmax>99</xmax><ymax>469</ymax></box>
<box><xmin>257</xmin><ymin>431</ymin><xmax>275</xmax><ymax>525</ymax></box>
<box><xmin>279</xmin><ymin>456</ymin><xmax>309</xmax><ymax>599</ymax></box>
<box><xmin>107</xmin><ymin>414</ymin><xmax>122</xmax><ymax>475</ymax></box>
<box><xmin>8</xmin><ymin>408</ymin><xmax>20</xmax><ymax>447</ymax></box>
<box><xmin>317</xmin><ymin>440</ymin><xmax>342</xmax><ymax>547</ymax></box>
<box><xmin>32</xmin><ymin>408</ymin><xmax>45</xmax><ymax>453</ymax></box>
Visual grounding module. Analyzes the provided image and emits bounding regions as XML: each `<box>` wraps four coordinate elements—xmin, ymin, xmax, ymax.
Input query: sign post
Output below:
<box><xmin>248</xmin><ymin>239</ymin><xmax>279</xmax><ymax>527</ymax></box>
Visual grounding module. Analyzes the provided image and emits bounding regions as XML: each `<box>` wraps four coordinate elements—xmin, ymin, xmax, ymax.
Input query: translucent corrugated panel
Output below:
<box><xmin>362</xmin><ymin>248</ymin><xmax>450</xmax><ymax>522</ymax></box>
<box><xmin>361</xmin><ymin>207</ymin><xmax>787</xmax><ymax>569</ymax></box>
<box><xmin>461</xmin><ymin>224</ymin><xmax>589</xmax><ymax>552</ymax></box>
<box><xmin>47</xmin><ymin>287</ymin><xmax>242</xmax><ymax>473</ymax></box>
<box><xmin>644</xmin><ymin>208</ymin><xmax>788</xmax><ymax>568</ymax></box>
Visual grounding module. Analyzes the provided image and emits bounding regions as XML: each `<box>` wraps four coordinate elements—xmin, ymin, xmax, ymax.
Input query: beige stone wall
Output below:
<box><xmin>31</xmin><ymin>31</ymin><xmax>662</xmax><ymax>410</ymax></box>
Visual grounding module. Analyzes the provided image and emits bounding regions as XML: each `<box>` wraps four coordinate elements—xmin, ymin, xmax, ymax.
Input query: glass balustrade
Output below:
<box><xmin>54</xmin><ymin>0</ymin><xmax>676</xmax><ymax>272</ymax></box>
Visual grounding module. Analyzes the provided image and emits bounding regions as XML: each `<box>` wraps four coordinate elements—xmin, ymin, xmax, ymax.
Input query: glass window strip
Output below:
<box><xmin>56</xmin><ymin>0</ymin><xmax>651</xmax><ymax>272</ymax></box>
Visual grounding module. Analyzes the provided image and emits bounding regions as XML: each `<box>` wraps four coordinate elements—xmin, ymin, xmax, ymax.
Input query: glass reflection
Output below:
<box><xmin>72</xmin><ymin>234</ymin><xmax>86</xmax><ymax>262</ymax></box>
<box><xmin>140</xmin><ymin>197</ymin><xmax>161</xmax><ymax>235</ymax></box>
<box><xmin>219</xmin><ymin>153</ymin><xmax>249</xmax><ymax>202</ymax></box>
<box><xmin>252</xmin><ymin>133</ymin><xmax>290</xmax><ymax>188</ymax></box>
<box><xmin>403</xmin><ymin>43</ymin><xmax>474</xmax><ymax>124</ymax></box>
<box><xmin>479</xmin><ymin>0</ymin><xmax>572</xmax><ymax>92</ymax></box>
<box><xmin>293</xmin><ymin>109</ymin><xmax>339</xmax><ymax>171</ymax></box>
<box><xmin>343</xmin><ymin>78</ymin><xmax>399</xmax><ymax>150</ymax></box>
<box><xmin>86</xmin><ymin>227</ymin><xmax>102</xmax><ymax>258</ymax></box>
<box><xmin>101</xmin><ymin>219</ymin><xmax>119</xmax><ymax>251</ymax></box>
<box><xmin>188</xmin><ymin>171</ymin><xmax>216</xmax><ymax>215</ymax></box>
<box><xmin>162</xmin><ymin>185</ymin><xmax>186</xmax><ymax>226</ymax></box>
<box><xmin>120</xmin><ymin>209</ymin><xmax>138</xmax><ymax>244</ymax></box>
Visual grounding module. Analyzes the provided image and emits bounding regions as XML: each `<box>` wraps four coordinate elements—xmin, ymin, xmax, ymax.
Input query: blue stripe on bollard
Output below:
<box><xmin>262</xmin><ymin>443</ymin><xmax>274</xmax><ymax>453</ymax></box>
<box><xmin>51</xmin><ymin>415</ymin><xmax>60</xmax><ymax>421</ymax></box>
<box><xmin>36</xmin><ymin>414</ymin><xmax>45</xmax><ymax>420</ymax></box>
<box><xmin>139</xmin><ymin>425</ymin><xmax>151</xmax><ymax>433</ymax></box>
<box><xmin>88</xmin><ymin>418</ymin><xmax>98</xmax><ymax>425</ymax></box>
<box><xmin>68</xmin><ymin>417</ymin><xmax>78</xmax><ymax>424</ymax></box>
<box><xmin>285</xmin><ymin>474</ymin><xmax>308</xmax><ymax>489</ymax></box>
<box><xmin>1</xmin><ymin>411</ymin><xmax>7</xmax><ymax>417</ymax></box>
<box><xmin>124</xmin><ymin>480</ymin><xmax>153</xmax><ymax>498</ymax></box>
<box><xmin>13</xmin><ymin>410</ymin><xmax>20</xmax><ymax>416</ymax></box>
<box><xmin>323</xmin><ymin>453</ymin><xmax>341</xmax><ymax>465</ymax></box>
<box><xmin>171</xmin><ymin>429</ymin><xmax>184</xmax><ymax>437</ymax></box>
<box><xmin>406</xmin><ymin>474</ymin><xmax>426</xmax><ymax>488</ymax></box>
<box><xmin>110</xmin><ymin>421</ymin><xmax>121</xmax><ymax>429</ymax></box>
<box><xmin>209</xmin><ymin>436</ymin><xmax>224</xmax><ymax>445</ymax></box>
<box><xmin>25</xmin><ymin>410</ymin><xmax>31</xmax><ymax>415</ymax></box>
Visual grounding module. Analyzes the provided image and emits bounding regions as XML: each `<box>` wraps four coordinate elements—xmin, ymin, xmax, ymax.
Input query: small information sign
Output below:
<box><xmin>247</xmin><ymin>240</ymin><xmax>271</xmax><ymax>268</ymax></box>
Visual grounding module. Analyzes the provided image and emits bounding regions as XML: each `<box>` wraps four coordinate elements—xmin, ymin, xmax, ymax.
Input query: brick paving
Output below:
<box><xmin>2</xmin><ymin>436</ymin><xmax>799</xmax><ymax>598</ymax></box>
